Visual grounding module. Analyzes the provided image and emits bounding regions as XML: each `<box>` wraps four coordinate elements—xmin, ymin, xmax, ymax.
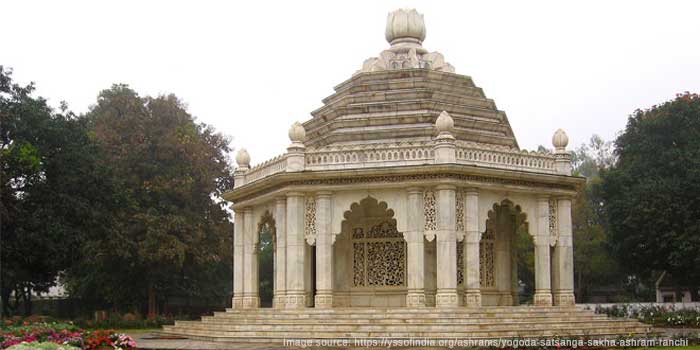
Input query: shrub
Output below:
<box><xmin>595</xmin><ymin>304</ymin><xmax>700</xmax><ymax>327</ymax></box>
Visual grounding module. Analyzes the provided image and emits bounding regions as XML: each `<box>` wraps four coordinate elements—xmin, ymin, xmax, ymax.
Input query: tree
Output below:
<box><xmin>601</xmin><ymin>93</ymin><xmax>700</xmax><ymax>301</ymax></box>
<box><xmin>65</xmin><ymin>85</ymin><xmax>234</xmax><ymax>316</ymax></box>
<box><xmin>569</xmin><ymin>135</ymin><xmax>626</xmax><ymax>301</ymax></box>
<box><xmin>0</xmin><ymin>66</ymin><xmax>117</xmax><ymax>316</ymax></box>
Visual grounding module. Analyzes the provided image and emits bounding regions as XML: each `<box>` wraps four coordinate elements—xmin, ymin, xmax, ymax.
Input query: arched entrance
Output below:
<box><xmin>480</xmin><ymin>199</ymin><xmax>531</xmax><ymax>306</ymax></box>
<box><xmin>257</xmin><ymin>211</ymin><xmax>275</xmax><ymax>307</ymax></box>
<box><xmin>333</xmin><ymin>197</ymin><xmax>407</xmax><ymax>307</ymax></box>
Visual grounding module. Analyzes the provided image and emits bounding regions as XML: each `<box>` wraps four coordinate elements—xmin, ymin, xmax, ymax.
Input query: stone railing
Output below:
<box><xmin>243</xmin><ymin>155</ymin><xmax>287</xmax><ymax>184</ymax></box>
<box><xmin>455</xmin><ymin>142</ymin><xmax>557</xmax><ymax>174</ymax></box>
<box><xmin>236</xmin><ymin>142</ymin><xmax>558</xmax><ymax>188</ymax></box>
<box><xmin>305</xmin><ymin>142</ymin><xmax>434</xmax><ymax>170</ymax></box>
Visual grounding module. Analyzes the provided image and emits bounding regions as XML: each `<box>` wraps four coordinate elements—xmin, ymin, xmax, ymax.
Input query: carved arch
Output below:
<box><xmin>485</xmin><ymin>199</ymin><xmax>529</xmax><ymax>239</ymax></box>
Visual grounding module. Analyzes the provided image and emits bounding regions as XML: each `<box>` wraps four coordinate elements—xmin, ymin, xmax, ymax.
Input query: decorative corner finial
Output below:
<box><xmin>385</xmin><ymin>8</ymin><xmax>426</xmax><ymax>48</ymax></box>
<box><xmin>235</xmin><ymin>148</ymin><xmax>251</xmax><ymax>169</ymax></box>
<box><xmin>435</xmin><ymin>111</ymin><xmax>455</xmax><ymax>136</ymax></box>
<box><xmin>288</xmin><ymin>121</ymin><xmax>306</xmax><ymax>145</ymax></box>
<box><xmin>552</xmin><ymin>129</ymin><xmax>569</xmax><ymax>152</ymax></box>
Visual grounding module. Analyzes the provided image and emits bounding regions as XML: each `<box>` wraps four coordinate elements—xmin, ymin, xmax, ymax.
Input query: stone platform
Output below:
<box><xmin>160</xmin><ymin>307</ymin><xmax>652</xmax><ymax>343</ymax></box>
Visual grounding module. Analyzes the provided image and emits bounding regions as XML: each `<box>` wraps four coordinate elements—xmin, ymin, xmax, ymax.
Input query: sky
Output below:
<box><xmin>4</xmin><ymin>0</ymin><xmax>700</xmax><ymax>165</ymax></box>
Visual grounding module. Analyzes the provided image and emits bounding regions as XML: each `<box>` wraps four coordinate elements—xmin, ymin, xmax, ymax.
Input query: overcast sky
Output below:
<box><xmin>5</xmin><ymin>0</ymin><xmax>700</xmax><ymax>164</ymax></box>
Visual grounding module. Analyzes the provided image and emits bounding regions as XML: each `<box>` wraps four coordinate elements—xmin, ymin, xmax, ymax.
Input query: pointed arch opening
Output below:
<box><xmin>481</xmin><ymin>199</ymin><xmax>532</xmax><ymax>306</ymax></box>
<box><xmin>333</xmin><ymin>196</ymin><xmax>407</xmax><ymax>307</ymax></box>
<box><xmin>257</xmin><ymin>210</ymin><xmax>276</xmax><ymax>307</ymax></box>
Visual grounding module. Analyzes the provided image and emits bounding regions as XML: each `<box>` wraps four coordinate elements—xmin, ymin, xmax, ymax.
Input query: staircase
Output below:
<box><xmin>161</xmin><ymin>307</ymin><xmax>651</xmax><ymax>343</ymax></box>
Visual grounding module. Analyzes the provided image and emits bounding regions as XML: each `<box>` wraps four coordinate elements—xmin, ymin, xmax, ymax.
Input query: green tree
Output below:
<box><xmin>65</xmin><ymin>85</ymin><xmax>234</xmax><ymax>316</ymax></box>
<box><xmin>0</xmin><ymin>67</ymin><xmax>118</xmax><ymax>316</ymax></box>
<box><xmin>601</xmin><ymin>93</ymin><xmax>700</xmax><ymax>301</ymax></box>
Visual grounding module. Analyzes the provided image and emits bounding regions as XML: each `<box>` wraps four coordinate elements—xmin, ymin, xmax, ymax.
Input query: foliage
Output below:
<box><xmin>64</xmin><ymin>84</ymin><xmax>234</xmax><ymax>315</ymax></box>
<box><xmin>0</xmin><ymin>66</ymin><xmax>121</xmax><ymax>316</ymax></box>
<box><xmin>84</xmin><ymin>330</ymin><xmax>136</xmax><ymax>350</ymax></box>
<box><xmin>601</xmin><ymin>93</ymin><xmax>700</xmax><ymax>299</ymax></box>
<box><xmin>0</xmin><ymin>320</ymin><xmax>137</xmax><ymax>350</ymax></box>
<box><xmin>570</xmin><ymin>135</ymin><xmax>648</xmax><ymax>302</ymax></box>
<box><xmin>258</xmin><ymin>223</ymin><xmax>274</xmax><ymax>306</ymax></box>
<box><xmin>73</xmin><ymin>315</ymin><xmax>174</xmax><ymax>330</ymax></box>
<box><xmin>0</xmin><ymin>323</ymin><xmax>82</xmax><ymax>349</ymax></box>
<box><xmin>595</xmin><ymin>304</ymin><xmax>700</xmax><ymax>328</ymax></box>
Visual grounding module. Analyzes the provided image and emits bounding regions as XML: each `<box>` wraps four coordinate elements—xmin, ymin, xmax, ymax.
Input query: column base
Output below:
<box><xmin>553</xmin><ymin>291</ymin><xmax>575</xmax><ymax>306</ymax></box>
<box><xmin>435</xmin><ymin>290</ymin><xmax>459</xmax><ymax>308</ymax></box>
<box><xmin>232</xmin><ymin>296</ymin><xmax>244</xmax><ymax>309</ymax></box>
<box><xmin>242</xmin><ymin>296</ymin><xmax>260</xmax><ymax>308</ymax></box>
<box><xmin>464</xmin><ymin>290</ymin><xmax>482</xmax><ymax>307</ymax></box>
<box><xmin>314</xmin><ymin>293</ymin><xmax>333</xmax><ymax>308</ymax></box>
<box><xmin>533</xmin><ymin>291</ymin><xmax>553</xmax><ymax>306</ymax></box>
<box><xmin>499</xmin><ymin>293</ymin><xmax>514</xmax><ymax>306</ymax></box>
<box><xmin>273</xmin><ymin>293</ymin><xmax>286</xmax><ymax>308</ymax></box>
<box><xmin>285</xmin><ymin>293</ymin><xmax>308</xmax><ymax>309</ymax></box>
<box><xmin>406</xmin><ymin>292</ymin><xmax>426</xmax><ymax>307</ymax></box>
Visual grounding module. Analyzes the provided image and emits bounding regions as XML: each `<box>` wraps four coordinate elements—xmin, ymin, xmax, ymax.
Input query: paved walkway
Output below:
<box><xmin>131</xmin><ymin>328</ymin><xmax>700</xmax><ymax>350</ymax></box>
<box><xmin>131</xmin><ymin>333</ymin><xmax>285</xmax><ymax>350</ymax></box>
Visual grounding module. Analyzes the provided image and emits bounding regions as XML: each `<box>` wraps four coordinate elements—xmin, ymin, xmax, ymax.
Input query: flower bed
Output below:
<box><xmin>594</xmin><ymin>304</ymin><xmax>700</xmax><ymax>328</ymax></box>
<box><xmin>0</xmin><ymin>323</ymin><xmax>136</xmax><ymax>350</ymax></box>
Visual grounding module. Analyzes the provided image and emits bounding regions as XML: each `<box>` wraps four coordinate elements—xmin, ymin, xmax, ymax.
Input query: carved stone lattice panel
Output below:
<box><xmin>367</xmin><ymin>221</ymin><xmax>402</xmax><ymax>239</ymax></box>
<box><xmin>353</xmin><ymin>243</ymin><xmax>365</xmax><ymax>287</ymax></box>
<box><xmin>424</xmin><ymin>191</ymin><xmax>437</xmax><ymax>231</ymax></box>
<box><xmin>304</xmin><ymin>196</ymin><xmax>317</xmax><ymax>244</ymax></box>
<box><xmin>457</xmin><ymin>242</ymin><xmax>464</xmax><ymax>286</ymax></box>
<box><xmin>352</xmin><ymin>227</ymin><xmax>365</xmax><ymax>239</ymax></box>
<box><xmin>352</xmin><ymin>221</ymin><xmax>406</xmax><ymax>287</ymax></box>
<box><xmin>549</xmin><ymin>198</ymin><xmax>558</xmax><ymax>246</ymax></box>
<box><xmin>366</xmin><ymin>241</ymin><xmax>406</xmax><ymax>286</ymax></box>
<box><xmin>455</xmin><ymin>191</ymin><xmax>465</xmax><ymax>233</ymax></box>
<box><xmin>480</xmin><ymin>229</ymin><xmax>495</xmax><ymax>288</ymax></box>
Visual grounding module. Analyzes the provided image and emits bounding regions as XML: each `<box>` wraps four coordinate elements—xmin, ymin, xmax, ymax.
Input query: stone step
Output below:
<box><xmin>199</xmin><ymin>315</ymin><xmax>609</xmax><ymax>325</ymax></box>
<box><xmin>161</xmin><ymin>326</ymin><xmax>651</xmax><ymax>339</ymax></box>
<box><xmin>223</xmin><ymin>306</ymin><xmax>581</xmax><ymax>314</ymax></box>
<box><xmin>211</xmin><ymin>311</ymin><xmax>594</xmax><ymax>320</ymax></box>
<box><xmin>171</xmin><ymin>320</ymin><xmax>643</xmax><ymax>332</ymax></box>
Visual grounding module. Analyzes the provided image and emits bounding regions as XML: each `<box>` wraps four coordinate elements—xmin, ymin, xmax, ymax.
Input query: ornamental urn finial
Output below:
<box><xmin>288</xmin><ymin>121</ymin><xmax>306</xmax><ymax>144</ymax></box>
<box><xmin>235</xmin><ymin>148</ymin><xmax>250</xmax><ymax>169</ymax></box>
<box><xmin>385</xmin><ymin>8</ymin><xmax>426</xmax><ymax>47</ymax></box>
<box><xmin>435</xmin><ymin>110</ymin><xmax>455</xmax><ymax>135</ymax></box>
<box><xmin>552</xmin><ymin>128</ymin><xmax>569</xmax><ymax>152</ymax></box>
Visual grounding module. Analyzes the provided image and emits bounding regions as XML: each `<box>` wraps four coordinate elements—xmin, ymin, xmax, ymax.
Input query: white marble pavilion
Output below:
<box><xmin>225</xmin><ymin>8</ymin><xmax>583</xmax><ymax>310</ymax></box>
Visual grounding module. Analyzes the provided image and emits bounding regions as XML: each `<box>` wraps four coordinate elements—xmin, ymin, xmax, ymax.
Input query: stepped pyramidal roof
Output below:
<box><xmin>303</xmin><ymin>8</ymin><xmax>519</xmax><ymax>150</ymax></box>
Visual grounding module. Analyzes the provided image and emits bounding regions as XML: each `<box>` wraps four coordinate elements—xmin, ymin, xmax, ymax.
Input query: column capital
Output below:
<box><xmin>464</xmin><ymin>187</ymin><xmax>479</xmax><ymax>196</ymax></box>
<box><xmin>286</xmin><ymin>191</ymin><xmax>305</xmax><ymax>198</ymax></box>
<box><xmin>242</xmin><ymin>206</ymin><xmax>253</xmax><ymax>214</ymax></box>
<box><xmin>536</xmin><ymin>194</ymin><xmax>551</xmax><ymax>202</ymax></box>
<box><xmin>275</xmin><ymin>196</ymin><xmax>287</xmax><ymax>204</ymax></box>
<box><xmin>406</xmin><ymin>187</ymin><xmax>423</xmax><ymax>194</ymax></box>
<box><xmin>315</xmin><ymin>190</ymin><xmax>333</xmax><ymax>198</ymax></box>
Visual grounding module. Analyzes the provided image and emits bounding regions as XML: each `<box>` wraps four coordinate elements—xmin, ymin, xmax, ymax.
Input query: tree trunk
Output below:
<box><xmin>147</xmin><ymin>283</ymin><xmax>157</xmax><ymax>319</ymax></box>
<box><xmin>22</xmin><ymin>286</ymin><xmax>32</xmax><ymax>316</ymax></box>
<box><xmin>690</xmin><ymin>285</ymin><xmax>700</xmax><ymax>302</ymax></box>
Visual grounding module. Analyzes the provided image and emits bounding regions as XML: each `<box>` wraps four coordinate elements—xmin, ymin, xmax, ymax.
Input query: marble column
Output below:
<box><xmin>463</xmin><ymin>189</ymin><xmax>482</xmax><ymax>307</ymax></box>
<box><xmin>314</xmin><ymin>191</ymin><xmax>334</xmax><ymax>308</ymax></box>
<box><xmin>273</xmin><ymin>197</ymin><xmax>287</xmax><ymax>308</ymax></box>
<box><xmin>552</xmin><ymin>197</ymin><xmax>576</xmax><ymax>306</ymax></box>
<box><xmin>533</xmin><ymin>196</ymin><xmax>553</xmax><ymax>306</ymax></box>
<box><xmin>232</xmin><ymin>210</ymin><xmax>245</xmax><ymax>308</ymax></box>
<box><xmin>242</xmin><ymin>208</ymin><xmax>260</xmax><ymax>308</ymax></box>
<box><xmin>435</xmin><ymin>185</ymin><xmax>459</xmax><ymax>307</ymax></box>
<box><xmin>405</xmin><ymin>187</ymin><xmax>426</xmax><ymax>307</ymax></box>
<box><xmin>286</xmin><ymin>192</ymin><xmax>307</xmax><ymax>308</ymax></box>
